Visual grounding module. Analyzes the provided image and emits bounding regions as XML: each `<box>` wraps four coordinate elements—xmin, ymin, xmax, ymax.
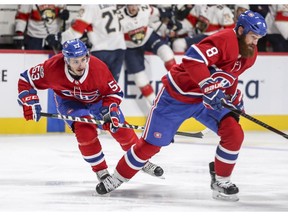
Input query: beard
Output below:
<box><xmin>238</xmin><ymin>34</ymin><xmax>255</xmax><ymax>58</ymax></box>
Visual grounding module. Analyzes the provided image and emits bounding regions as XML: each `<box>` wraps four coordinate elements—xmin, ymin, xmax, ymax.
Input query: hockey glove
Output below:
<box><xmin>45</xmin><ymin>32</ymin><xmax>62</xmax><ymax>50</ymax></box>
<box><xmin>58</xmin><ymin>9</ymin><xmax>70</xmax><ymax>21</ymax></box>
<box><xmin>225</xmin><ymin>89</ymin><xmax>244</xmax><ymax>112</ymax></box>
<box><xmin>195</xmin><ymin>15</ymin><xmax>209</xmax><ymax>33</ymax></box>
<box><xmin>18</xmin><ymin>89</ymin><xmax>42</xmax><ymax>122</ymax></box>
<box><xmin>13</xmin><ymin>31</ymin><xmax>24</xmax><ymax>49</ymax></box>
<box><xmin>167</xmin><ymin>19</ymin><xmax>183</xmax><ymax>31</ymax></box>
<box><xmin>100</xmin><ymin>103</ymin><xmax>120</xmax><ymax>133</ymax></box>
<box><xmin>199</xmin><ymin>77</ymin><xmax>225</xmax><ymax>111</ymax></box>
<box><xmin>158</xmin><ymin>7</ymin><xmax>174</xmax><ymax>20</ymax></box>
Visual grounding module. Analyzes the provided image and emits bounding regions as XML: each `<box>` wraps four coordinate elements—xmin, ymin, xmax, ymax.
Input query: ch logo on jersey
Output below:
<box><xmin>61</xmin><ymin>89</ymin><xmax>100</xmax><ymax>102</ymax></box>
<box><xmin>211</xmin><ymin>71</ymin><xmax>236</xmax><ymax>89</ymax></box>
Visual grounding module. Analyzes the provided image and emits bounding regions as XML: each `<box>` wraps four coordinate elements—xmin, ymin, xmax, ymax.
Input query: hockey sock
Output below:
<box><xmin>115</xmin><ymin>138</ymin><xmax>161</xmax><ymax>179</ymax></box>
<box><xmin>110</xmin><ymin>123</ymin><xmax>139</xmax><ymax>151</ymax></box>
<box><xmin>164</xmin><ymin>59</ymin><xmax>176</xmax><ymax>71</ymax></box>
<box><xmin>74</xmin><ymin>120</ymin><xmax>108</xmax><ymax>172</ymax></box>
<box><xmin>215</xmin><ymin>116</ymin><xmax>244</xmax><ymax>177</ymax></box>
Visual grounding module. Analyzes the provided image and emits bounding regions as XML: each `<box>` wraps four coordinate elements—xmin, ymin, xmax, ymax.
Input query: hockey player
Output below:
<box><xmin>172</xmin><ymin>4</ymin><xmax>235</xmax><ymax>53</ymax></box>
<box><xmin>95</xmin><ymin>10</ymin><xmax>267</xmax><ymax>201</ymax></box>
<box><xmin>17</xmin><ymin>39</ymin><xmax>163</xmax><ymax>185</ymax></box>
<box><xmin>45</xmin><ymin>4</ymin><xmax>126</xmax><ymax>82</ymax></box>
<box><xmin>13</xmin><ymin>4</ymin><xmax>69</xmax><ymax>50</ymax></box>
<box><xmin>264</xmin><ymin>4</ymin><xmax>288</xmax><ymax>52</ymax></box>
<box><xmin>118</xmin><ymin>4</ymin><xmax>176</xmax><ymax>105</ymax></box>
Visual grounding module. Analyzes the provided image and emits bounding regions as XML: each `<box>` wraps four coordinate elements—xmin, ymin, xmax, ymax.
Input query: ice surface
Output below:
<box><xmin>0</xmin><ymin>131</ymin><xmax>288</xmax><ymax>214</ymax></box>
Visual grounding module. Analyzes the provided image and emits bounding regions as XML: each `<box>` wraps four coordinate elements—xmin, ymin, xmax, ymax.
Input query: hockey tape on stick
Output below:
<box><xmin>222</xmin><ymin>102</ymin><xmax>288</xmax><ymax>140</ymax></box>
<box><xmin>40</xmin><ymin>112</ymin><xmax>204</xmax><ymax>138</ymax></box>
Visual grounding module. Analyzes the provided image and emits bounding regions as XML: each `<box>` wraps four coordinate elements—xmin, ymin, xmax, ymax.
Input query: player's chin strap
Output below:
<box><xmin>221</xmin><ymin>101</ymin><xmax>288</xmax><ymax>140</ymax></box>
<box><xmin>40</xmin><ymin>112</ymin><xmax>204</xmax><ymax>139</ymax></box>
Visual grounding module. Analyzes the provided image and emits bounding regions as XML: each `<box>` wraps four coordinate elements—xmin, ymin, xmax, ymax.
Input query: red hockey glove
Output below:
<box><xmin>226</xmin><ymin>89</ymin><xmax>244</xmax><ymax>112</ymax></box>
<box><xmin>100</xmin><ymin>103</ymin><xmax>120</xmax><ymax>133</ymax></box>
<box><xmin>18</xmin><ymin>89</ymin><xmax>42</xmax><ymax>121</ymax></box>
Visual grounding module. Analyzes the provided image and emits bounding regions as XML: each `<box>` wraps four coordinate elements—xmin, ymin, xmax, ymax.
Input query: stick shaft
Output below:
<box><xmin>222</xmin><ymin>104</ymin><xmax>288</xmax><ymax>139</ymax></box>
<box><xmin>40</xmin><ymin>112</ymin><xmax>203</xmax><ymax>138</ymax></box>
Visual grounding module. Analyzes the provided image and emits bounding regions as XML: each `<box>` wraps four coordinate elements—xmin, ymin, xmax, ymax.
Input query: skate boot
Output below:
<box><xmin>141</xmin><ymin>161</ymin><xmax>164</xmax><ymax>178</ymax></box>
<box><xmin>96</xmin><ymin>173</ymin><xmax>123</xmax><ymax>195</ymax></box>
<box><xmin>96</xmin><ymin>169</ymin><xmax>110</xmax><ymax>182</ymax></box>
<box><xmin>209</xmin><ymin>162</ymin><xmax>239</xmax><ymax>202</ymax></box>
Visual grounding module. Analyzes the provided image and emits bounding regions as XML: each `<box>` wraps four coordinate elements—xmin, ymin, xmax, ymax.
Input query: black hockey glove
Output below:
<box><xmin>58</xmin><ymin>9</ymin><xmax>69</xmax><ymax>21</ymax></box>
<box><xmin>45</xmin><ymin>32</ymin><xmax>62</xmax><ymax>50</ymax></box>
<box><xmin>158</xmin><ymin>7</ymin><xmax>174</xmax><ymax>20</ymax></box>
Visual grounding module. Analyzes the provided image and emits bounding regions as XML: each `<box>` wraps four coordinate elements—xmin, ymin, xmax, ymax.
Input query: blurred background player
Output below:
<box><xmin>45</xmin><ymin>4</ymin><xmax>125</xmax><ymax>82</ymax></box>
<box><xmin>13</xmin><ymin>4</ymin><xmax>69</xmax><ymax>50</ymax></box>
<box><xmin>264</xmin><ymin>4</ymin><xmax>288</xmax><ymax>52</ymax></box>
<box><xmin>17</xmin><ymin>39</ymin><xmax>163</xmax><ymax>185</ymax></box>
<box><xmin>118</xmin><ymin>4</ymin><xmax>176</xmax><ymax>105</ymax></box>
<box><xmin>172</xmin><ymin>4</ymin><xmax>235</xmax><ymax>53</ymax></box>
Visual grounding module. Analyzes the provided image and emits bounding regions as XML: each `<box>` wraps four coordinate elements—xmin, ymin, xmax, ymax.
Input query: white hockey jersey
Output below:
<box><xmin>118</xmin><ymin>5</ymin><xmax>160</xmax><ymax>48</ymax></box>
<box><xmin>179</xmin><ymin>4</ymin><xmax>208</xmax><ymax>36</ymax></box>
<box><xmin>265</xmin><ymin>4</ymin><xmax>288</xmax><ymax>40</ymax></box>
<box><xmin>204</xmin><ymin>5</ymin><xmax>235</xmax><ymax>35</ymax></box>
<box><xmin>15</xmin><ymin>4</ymin><xmax>64</xmax><ymax>38</ymax></box>
<box><xmin>61</xmin><ymin>4</ymin><xmax>126</xmax><ymax>51</ymax></box>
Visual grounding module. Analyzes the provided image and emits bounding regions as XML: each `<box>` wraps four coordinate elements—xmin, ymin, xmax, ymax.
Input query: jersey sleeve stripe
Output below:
<box><xmin>184</xmin><ymin>44</ymin><xmax>208</xmax><ymax>65</ymax></box>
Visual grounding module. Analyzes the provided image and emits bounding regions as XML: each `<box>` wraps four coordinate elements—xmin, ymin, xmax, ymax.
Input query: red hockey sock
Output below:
<box><xmin>140</xmin><ymin>84</ymin><xmax>154</xmax><ymax>97</ymax></box>
<box><xmin>215</xmin><ymin>116</ymin><xmax>244</xmax><ymax>177</ymax></box>
<box><xmin>164</xmin><ymin>59</ymin><xmax>176</xmax><ymax>71</ymax></box>
<box><xmin>115</xmin><ymin>138</ymin><xmax>161</xmax><ymax>179</ymax></box>
<box><xmin>110</xmin><ymin>122</ymin><xmax>139</xmax><ymax>151</ymax></box>
<box><xmin>74</xmin><ymin>120</ymin><xmax>107</xmax><ymax>172</ymax></box>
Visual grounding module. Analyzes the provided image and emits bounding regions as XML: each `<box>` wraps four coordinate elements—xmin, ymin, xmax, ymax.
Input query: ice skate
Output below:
<box><xmin>96</xmin><ymin>173</ymin><xmax>123</xmax><ymax>195</ymax></box>
<box><xmin>141</xmin><ymin>161</ymin><xmax>164</xmax><ymax>179</ymax></box>
<box><xmin>96</xmin><ymin>169</ymin><xmax>110</xmax><ymax>182</ymax></box>
<box><xmin>209</xmin><ymin>162</ymin><xmax>239</xmax><ymax>202</ymax></box>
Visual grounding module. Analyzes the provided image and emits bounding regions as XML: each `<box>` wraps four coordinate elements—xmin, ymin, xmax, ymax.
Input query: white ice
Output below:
<box><xmin>0</xmin><ymin>130</ymin><xmax>288</xmax><ymax>214</ymax></box>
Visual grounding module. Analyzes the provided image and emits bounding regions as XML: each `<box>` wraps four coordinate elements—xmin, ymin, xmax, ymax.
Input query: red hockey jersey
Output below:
<box><xmin>18</xmin><ymin>54</ymin><xmax>123</xmax><ymax>107</ymax></box>
<box><xmin>162</xmin><ymin>28</ymin><xmax>257</xmax><ymax>103</ymax></box>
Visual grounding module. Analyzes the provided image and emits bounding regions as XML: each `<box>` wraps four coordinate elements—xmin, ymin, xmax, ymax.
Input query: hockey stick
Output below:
<box><xmin>40</xmin><ymin>112</ymin><xmax>204</xmax><ymax>138</ymax></box>
<box><xmin>222</xmin><ymin>103</ymin><xmax>288</xmax><ymax>140</ymax></box>
<box><xmin>35</xmin><ymin>4</ymin><xmax>58</xmax><ymax>54</ymax></box>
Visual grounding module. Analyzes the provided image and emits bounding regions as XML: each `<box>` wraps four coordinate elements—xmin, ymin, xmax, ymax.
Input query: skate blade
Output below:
<box><xmin>141</xmin><ymin>170</ymin><xmax>165</xmax><ymax>179</ymax></box>
<box><xmin>212</xmin><ymin>190</ymin><xmax>239</xmax><ymax>202</ymax></box>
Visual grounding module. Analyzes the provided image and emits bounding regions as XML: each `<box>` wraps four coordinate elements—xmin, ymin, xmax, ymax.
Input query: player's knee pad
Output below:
<box><xmin>133</xmin><ymin>138</ymin><xmax>161</xmax><ymax>160</ymax></box>
<box><xmin>218</xmin><ymin>116</ymin><xmax>244</xmax><ymax>151</ymax></box>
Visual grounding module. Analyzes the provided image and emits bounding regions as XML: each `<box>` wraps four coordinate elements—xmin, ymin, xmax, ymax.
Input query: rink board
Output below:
<box><xmin>0</xmin><ymin>51</ymin><xmax>288</xmax><ymax>134</ymax></box>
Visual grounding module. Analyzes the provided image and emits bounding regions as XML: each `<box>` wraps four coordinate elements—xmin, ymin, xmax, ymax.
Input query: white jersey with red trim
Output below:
<box><xmin>118</xmin><ymin>5</ymin><xmax>159</xmax><ymax>48</ymax></box>
<box><xmin>204</xmin><ymin>5</ymin><xmax>235</xmax><ymax>35</ymax></box>
<box><xmin>266</xmin><ymin>4</ymin><xmax>288</xmax><ymax>40</ymax></box>
<box><xmin>61</xmin><ymin>4</ymin><xmax>126</xmax><ymax>52</ymax></box>
<box><xmin>15</xmin><ymin>4</ymin><xmax>64</xmax><ymax>38</ymax></box>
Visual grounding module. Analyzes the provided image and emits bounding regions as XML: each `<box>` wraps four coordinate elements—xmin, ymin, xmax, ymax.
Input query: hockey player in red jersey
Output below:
<box><xmin>17</xmin><ymin>39</ymin><xmax>163</xmax><ymax>185</ymax></box>
<box><xmin>95</xmin><ymin>10</ymin><xmax>267</xmax><ymax>201</ymax></box>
